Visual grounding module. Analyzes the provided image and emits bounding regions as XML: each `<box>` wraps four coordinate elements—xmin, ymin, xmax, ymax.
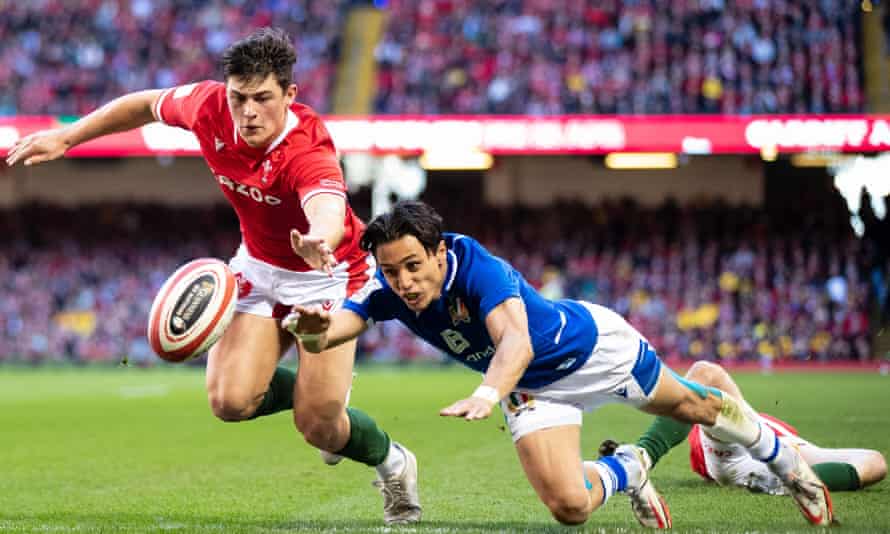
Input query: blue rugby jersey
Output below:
<box><xmin>343</xmin><ymin>233</ymin><xmax>598</xmax><ymax>388</ymax></box>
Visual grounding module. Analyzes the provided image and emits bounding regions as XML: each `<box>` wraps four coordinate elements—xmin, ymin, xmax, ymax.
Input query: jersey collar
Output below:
<box><xmin>264</xmin><ymin>108</ymin><xmax>299</xmax><ymax>153</ymax></box>
<box><xmin>441</xmin><ymin>249</ymin><xmax>458</xmax><ymax>296</ymax></box>
<box><xmin>232</xmin><ymin>108</ymin><xmax>300</xmax><ymax>155</ymax></box>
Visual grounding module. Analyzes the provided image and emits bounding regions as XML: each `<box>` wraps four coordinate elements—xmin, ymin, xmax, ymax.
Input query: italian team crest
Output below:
<box><xmin>505</xmin><ymin>392</ymin><xmax>536</xmax><ymax>417</ymax></box>
<box><xmin>447</xmin><ymin>296</ymin><xmax>471</xmax><ymax>325</ymax></box>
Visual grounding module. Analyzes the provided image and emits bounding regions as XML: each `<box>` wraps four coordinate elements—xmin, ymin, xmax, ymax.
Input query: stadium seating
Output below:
<box><xmin>374</xmin><ymin>0</ymin><xmax>864</xmax><ymax>114</ymax></box>
<box><xmin>0</xmin><ymin>1</ymin><xmax>865</xmax><ymax>116</ymax></box>
<box><xmin>0</xmin><ymin>199</ymin><xmax>882</xmax><ymax>365</ymax></box>
<box><xmin>0</xmin><ymin>1</ymin><xmax>344</xmax><ymax>115</ymax></box>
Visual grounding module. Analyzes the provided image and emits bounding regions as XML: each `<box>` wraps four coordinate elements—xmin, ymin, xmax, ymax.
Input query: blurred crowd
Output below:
<box><xmin>1</xmin><ymin>197</ymin><xmax>886</xmax><ymax>366</ymax></box>
<box><xmin>0</xmin><ymin>204</ymin><xmax>239</xmax><ymax>364</ymax></box>
<box><xmin>0</xmin><ymin>0</ymin><xmax>868</xmax><ymax>117</ymax></box>
<box><xmin>0</xmin><ymin>0</ymin><xmax>343</xmax><ymax>116</ymax></box>
<box><xmin>478</xmin><ymin>199</ymin><xmax>882</xmax><ymax>364</ymax></box>
<box><xmin>375</xmin><ymin>0</ymin><xmax>865</xmax><ymax>114</ymax></box>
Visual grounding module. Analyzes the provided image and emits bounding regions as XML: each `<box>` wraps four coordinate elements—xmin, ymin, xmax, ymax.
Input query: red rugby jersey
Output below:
<box><xmin>154</xmin><ymin>81</ymin><xmax>364</xmax><ymax>272</ymax></box>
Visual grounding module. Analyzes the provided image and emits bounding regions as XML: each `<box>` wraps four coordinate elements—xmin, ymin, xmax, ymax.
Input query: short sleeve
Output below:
<box><xmin>342</xmin><ymin>276</ymin><xmax>395</xmax><ymax>322</ymax></box>
<box><xmin>461</xmin><ymin>242</ymin><xmax>521</xmax><ymax>319</ymax></box>
<box><xmin>153</xmin><ymin>81</ymin><xmax>220</xmax><ymax>131</ymax></box>
<box><xmin>286</xmin><ymin>116</ymin><xmax>346</xmax><ymax>208</ymax></box>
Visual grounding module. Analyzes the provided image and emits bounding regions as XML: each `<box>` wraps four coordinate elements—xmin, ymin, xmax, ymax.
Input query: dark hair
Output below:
<box><xmin>361</xmin><ymin>201</ymin><xmax>444</xmax><ymax>255</ymax></box>
<box><xmin>222</xmin><ymin>28</ymin><xmax>297</xmax><ymax>90</ymax></box>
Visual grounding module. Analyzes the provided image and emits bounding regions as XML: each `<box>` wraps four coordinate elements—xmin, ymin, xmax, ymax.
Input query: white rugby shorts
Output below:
<box><xmin>501</xmin><ymin>302</ymin><xmax>665</xmax><ymax>442</ymax></box>
<box><xmin>229</xmin><ymin>244</ymin><xmax>376</xmax><ymax>319</ymax></box>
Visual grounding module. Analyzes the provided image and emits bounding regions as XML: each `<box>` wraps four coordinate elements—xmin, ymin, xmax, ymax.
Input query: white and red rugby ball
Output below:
<box><xmin>148</xmin><ymin>258</ymin><xmax>237</xmax><ymax>362</ymax></box>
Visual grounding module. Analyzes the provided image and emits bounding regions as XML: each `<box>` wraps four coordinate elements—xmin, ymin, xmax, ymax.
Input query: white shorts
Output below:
<box><xmin>229</xmin><ymin>244</ymin><xmax>376</xmax><ymax>319</ymax></box>
<box><xmin>501</xmin><ymin>302</ymin><xmax>665</xmax><ymax>442</ymax></box>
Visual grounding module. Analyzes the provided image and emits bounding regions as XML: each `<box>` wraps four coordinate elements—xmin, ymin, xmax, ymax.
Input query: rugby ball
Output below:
<box><xmin>147</xmin><ymin>258</ymin><xmax>237</xmax><ymax>362</ymax></box>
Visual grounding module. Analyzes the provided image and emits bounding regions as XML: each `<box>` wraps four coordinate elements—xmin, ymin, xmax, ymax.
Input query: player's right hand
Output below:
<box><xmin>439</xmin><ymin>396</ymin><xmax>495</xmax><ymax>421</ymax></box>
<box><xmin>290</xmin><ymin>229</ymin><xmax>337</xmax><ymax>276</ymax></box>
<box><xmin>281</xmin><ymin>304</ymin><xmax>331</xmax><ymax>337</ymax></box>
<box><xmin>5</xmin><ymin>128</ymin><xmax>71</xmax><ymax>167</ymax></box>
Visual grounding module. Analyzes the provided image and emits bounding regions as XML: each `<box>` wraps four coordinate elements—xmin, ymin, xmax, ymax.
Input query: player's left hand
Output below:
<box><xmin>290</xmin><ymin>229</ymin><xmax>336</xmax><ymax>276</ymax></box>
<box><xmin>280</xmin><ymin>304</ymin><xmax>330</xmax><ymax>337</ymax></box>
<box><xmin>439</xmin><ymin>396</ymin><xmax>494</xmax><ymax>421</ymax></box>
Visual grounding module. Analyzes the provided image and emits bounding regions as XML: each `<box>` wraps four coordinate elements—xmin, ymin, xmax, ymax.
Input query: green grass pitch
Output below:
<box><xmin>1</xmin><ymin>366</ymin><xmax>888</xmax><ymax>533</ymax></box>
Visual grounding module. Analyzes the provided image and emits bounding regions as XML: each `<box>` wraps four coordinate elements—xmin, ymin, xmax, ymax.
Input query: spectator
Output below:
<box><xmin>0</xmin><ymin>197</ymin><xmax>878</xmax><ymax>365</ymax></box>
<box><xmin>375</xmin><ymin>0</ymin><xmax>864</xmax><ymax>115</ymax></box>
<box><xmin>0</xmin><ymin>1</ymin><xmax>345</xmax><ymax>116</ymax></box>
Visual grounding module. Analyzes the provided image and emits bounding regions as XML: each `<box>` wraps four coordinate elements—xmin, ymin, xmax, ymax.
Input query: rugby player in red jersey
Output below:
<box><xmin>601</xmin><ymin>361</ymin><xmax>885</xmax><ymax>496</ymax></box>
<box><xmin>6</xmin><ymin>28</ymin><xmax>421</xmax><ymax>525</ymax></box>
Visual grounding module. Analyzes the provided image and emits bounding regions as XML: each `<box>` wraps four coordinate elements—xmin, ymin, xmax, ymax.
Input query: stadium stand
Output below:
<box><xmin>374</xmin><ymin>0</ymin><xmax>864</xmax><ymax>114</ymax></box>
<box><xmin>0</xmin><ymin>2</ymin><xmax>884</xmax><ymax>366</ymax></box>
<box><xmin>0</xmin><ymin>0</ymin><xmax>344</xmax><ymax>116</ymax></box>
<box><xmin>0</xmin><ymin>1</ymin><xmax>865</xmax><ymax>116</ymax></box>
<box><xmin>0</xmin><ymin>198</ymin><xmax>883</xmax><ymax>365</ymax></box>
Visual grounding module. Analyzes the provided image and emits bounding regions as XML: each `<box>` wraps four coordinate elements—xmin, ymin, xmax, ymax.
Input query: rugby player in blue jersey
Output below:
<box><xmin>282</xmin><ymin>201</ymin><xmax>833</xmax><ymax>528</ymax></box>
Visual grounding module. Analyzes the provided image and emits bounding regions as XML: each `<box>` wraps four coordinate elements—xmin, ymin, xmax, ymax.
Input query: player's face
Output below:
<box><xmin>226</xmin><ymin>74</ymin><xmax>297</xmax><ymax>148</ymax></box>
<box><xmin>376</xmin><ymin>235</ymin><xmax>447</xmax><ymax>313</ymax></box>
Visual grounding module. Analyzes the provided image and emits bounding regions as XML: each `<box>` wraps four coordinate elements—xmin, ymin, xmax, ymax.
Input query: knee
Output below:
<box><xmin>875</xmin><ymin>453</ymin><xmax>888</xmax><ymax>481</ymax></box>
<box><xmin>686</xmin><ymin>361</ymin><xmax>721</xmax><ymax>386</ymax></box>
<box><xmin>865</xmin><ymin>451</ymin><xmax>888</xmax><ymax>486</ymax></box>
<box><xmin>543</xmin><ymin>493</ymin><xmax>591</xmax><ymax>526</ymax></box>
<box><xmin>208</xmin><ymin>389</ymin><xmax>260</xmax><ymax>422</ymax></box>
<box><xmin>293</xmin><ymin>404</ymin><xmax>343</xmax><ymax>450</ymax></box>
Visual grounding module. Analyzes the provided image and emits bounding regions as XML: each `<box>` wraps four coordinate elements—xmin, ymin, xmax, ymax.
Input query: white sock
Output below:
<box><xmin>767</xmin><ymin>443</ymin><xmax>797</xmax><ymax>477</ymax></box>
<box><xmin>745</xmin><ymin>421</ymin><xmax>797</xmax><ymax>475</ymax></box>
<box><xmin>585</xmin><ymin>462</ymin><xmax>615</xmax><ymax>505</ymax></box>
<box><xmin>747</xmin><ymin>421</ymin><xmax>779</xmax><ymax>461</ymax></box>
<box><xmin>376</xmin><ymin>442</ymin><xmax>406</xmax><ymax>479</ymax></box>
<box><xmin>703</xmin><ymin>393</ymin><xmax>761</xmax><ymax>445</ymax></box>
<box><xmin>613</xmin><ymin>445</ymin><xmax>645</xmax><ymax>490</ymax></box>
<box><xmin>585</xmin><ymin>456</ymin><xmax>630</xmax><ymax>505</ymax></box>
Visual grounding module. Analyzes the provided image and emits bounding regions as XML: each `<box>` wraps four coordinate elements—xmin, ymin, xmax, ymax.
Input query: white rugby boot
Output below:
<box><xmin>372</xmin><ymin>442</ymin><xmax>422</xmax><ymax>525</ymax></box>
<box><xmin>770</xmin><ymin>438</ymin><xmax>834</xmax><ymax>526</ymax></box>
<box><xmin>614</xmin><ymin>444</ymin><xmax>672</xmax><ymax>529</ymax></box>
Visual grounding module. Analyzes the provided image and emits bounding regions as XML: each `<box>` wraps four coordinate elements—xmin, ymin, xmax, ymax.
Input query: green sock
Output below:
<box><xmin>636</xmin><ymin>416</ymin><xmax>694</xmax><ymax>468</ymax></box>
<box><xmin>813</xmin><ymin>462</ymin><xmax>861</xmax><ymax>491</ymax></box>
<box><xmin>335</xmin><ymin>407</ymin><xmax>391</xmax><ymax>466</ymax></box>
<box><xmin>248</xmin><ymin>366</ymin><xmax>296</xmax><ymax>419</ymax></box>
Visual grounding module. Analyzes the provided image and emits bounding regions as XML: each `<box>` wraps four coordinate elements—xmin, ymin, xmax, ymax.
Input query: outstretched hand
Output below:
<box><xmin>439</xmin><ymin>396</ymin><xmax>495</xmax><ymax>421</ymax></box>
<box><xmin>5</xmin><ymin>128</ymin><xmax>70</xmax><ymax>167</ymax></box>
<box><xmin>280</xmin><ymin>304</ymin><xmax>331</xmax><ymax>338</ymax></box>
<box><xmin>290</xmin><ymin>229</ymin><xmax>336</xmax><ymax>276</ymax></box>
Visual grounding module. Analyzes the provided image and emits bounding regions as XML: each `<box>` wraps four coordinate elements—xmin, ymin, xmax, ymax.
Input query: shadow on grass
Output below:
<box><xmin>7</xmin><ymin>511</ymin><xmax>878</xmax><ymax>533</ymax></box>
<box><xmin>0</xmin><ymin>513</ymin><xmax>625</xmax><ymax>533</ymax></box>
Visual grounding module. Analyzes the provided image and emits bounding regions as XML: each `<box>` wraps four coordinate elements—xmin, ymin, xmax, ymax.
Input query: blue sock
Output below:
<box><xmin>588</xmin><ymin>456</ymin><xmax>628</xmax><ymax>505</ymax></box>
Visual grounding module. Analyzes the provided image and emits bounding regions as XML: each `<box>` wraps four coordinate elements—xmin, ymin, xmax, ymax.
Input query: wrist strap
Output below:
<box><xmin>472</xmin><ymin>385</ymin><xmax>501</xmax><ymax>404</ymax></box>
<box><xmin>295</xmin><ymin>333</ymin><xmax>323</xmax><ymax>343</ymax></box>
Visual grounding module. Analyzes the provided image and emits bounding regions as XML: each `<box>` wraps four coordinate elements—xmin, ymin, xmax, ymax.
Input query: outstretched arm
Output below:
<box><xmin>290</xmin><ymin>193</ymin><xmax>345</xmax><ymax>276</ymax></box>
<box><xmin>281</xmin><ymin>304</ymin><xmax>368</xmax><ymax>353</ymax></box>
<box><xmin>6</xmin><ymin>90</ymin><xmax>162</xmax><ymax>167</ymax></box>
<box><xmin>440</xmin><ymin>297</ymin><xmax>533</xmax><ymax>421</ymax></box>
